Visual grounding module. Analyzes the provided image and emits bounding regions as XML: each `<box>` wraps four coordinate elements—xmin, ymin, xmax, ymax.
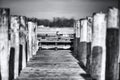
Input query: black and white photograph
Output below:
<box><xmin>0</xmin><ymin>0</ymin><xmax>119</xmax><ymax>80</ymax></box>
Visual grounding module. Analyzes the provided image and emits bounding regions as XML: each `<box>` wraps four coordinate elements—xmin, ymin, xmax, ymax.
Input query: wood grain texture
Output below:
<box><xmin>105</xmin><ymin>7</ymin><xmax>119</xmax><ymax>80</ymax></box>
<box><xmin>91</xmin><ymin>13</ymin><xmax>106</xmax><ymax>80</ymax></box>
<box><xmin>0</xmin><ymin>8</ymin><xmax>10</xmax><ymax>80</ymax></box>
<box><xmin>15</xmin><ymin>50</ymin><xmax>91</xmax><ymax>80</ymax></box>
<box><xmin>11</xmin><ymin>16</ymin><xmax>20</xmax><ymax>79</ymax></box>
<box><xmin>106</xmin><ymin>29</ymin><xmax>119</xmax><ymax>80</ymax></box>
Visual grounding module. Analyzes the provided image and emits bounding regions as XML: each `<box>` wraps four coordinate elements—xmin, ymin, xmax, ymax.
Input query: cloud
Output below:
<box><xmin>0</xmin><ymin>0</ymin><xmax>118</xmax><ymax>19</ymax></box>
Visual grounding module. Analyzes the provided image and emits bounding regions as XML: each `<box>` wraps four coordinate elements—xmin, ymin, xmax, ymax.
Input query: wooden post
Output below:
<box><xmin>31</xmin><ymin>19</ymin><xmax>37</xmax><ymax>55</ymax></box>
<box><xmin>25</xmin><ymin>18</ymin><xmax>29</xmax><ymax>62</ymax></box>
<box><xmin>10</xmin><ymin>15</ymin><xmax>20</xmax><ymax>79</ymax></box>
<box><xmin>76</xmin><ymin>20</ymin><xmax>80</xmax><ymax>58</ymax></box>
<box><xmin>34</xmin><ymin>19</ymin><xmax>38</xmax><ymax>54</ymax></box>
<box><xmin>105</xmin><ymin>7</ymin><xmax>119</xmax><ymax>80</ymax></box>
<box><xmin>78</xmin><ymin>19</ymin><xmax>88</xmax><ymax>66</ymax></box>
<box><xmin>91</xmin><ymin>12</ymin><xmax>106</xmax><ymax>80</ymax></box>
<box><xmin>73</xmin><ymin>22</ymin><xmax>77</xmax><ymax>57</ymax></box>
<box><xmin>35</xmin><ymin>21</ymin><xmax>38</xmax><ymax>52</ymax></box>
<box><xmin>0</xmin><ymin>8</ymin><xmax>10</xmax><ymax>80</ymax></box>
<box><xmin>27</xmin><ymin>19</ymin><xmax>37</xmax><ymax>60</ymax></box>
<box><xmin>19</xmin><ymin>16</ymin><xmax>27</xmax><ymax>69</ymax></box>
<box><xmin>27</xmin><ymin>21</ymin><xmax>33</xmax><ymax>61</ymax></box>
<box><xmin>73</xmin><ymin>20</ymin><xmax>80</xmax><ymax>58</ymax></box>
<box><xmin>118</xmin><ymin>6</ymin><xmax>120</xmax><ymax>80</ymax></box>
<box><xmin>86</xmin><ymin>17</ymin><xmax>92</xmax><ymax>74</ymax></box>
<box><xmin>32</xmin><ymin>19</ymin><xmax>38</xmax><ymax>55</ymax></box>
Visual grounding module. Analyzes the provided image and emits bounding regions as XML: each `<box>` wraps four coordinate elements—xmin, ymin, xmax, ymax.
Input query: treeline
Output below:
<box><xmin>37</xmin><ymin>17</ymin><xmax>75</xmax><ymax>27</ymax></box>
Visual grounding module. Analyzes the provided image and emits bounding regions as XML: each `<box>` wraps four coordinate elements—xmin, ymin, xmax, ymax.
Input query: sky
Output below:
<box><xmin>0</xmin><ymin>0</ymin><xmax>118</xmax><ymax>20</ymax></box>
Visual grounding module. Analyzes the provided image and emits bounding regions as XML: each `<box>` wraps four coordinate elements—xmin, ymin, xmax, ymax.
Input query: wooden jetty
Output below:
<box><xmin>0</xmin><ymin>7</ymin><xmax>119</xmax><ymax>80</ymax></box>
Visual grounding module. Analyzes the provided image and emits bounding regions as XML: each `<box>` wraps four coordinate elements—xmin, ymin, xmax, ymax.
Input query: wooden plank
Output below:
<box><xmin>26</xmin><ymin>62</ymin><xmax>80</xmax><ymax>69</ymax></box>
<box><xmin>29</xmin><ymin>56</ymin><xmax>78</xmax><ymax>63</ymax></box>
<box><xmin>16</xmin><ymin>77</ymin><xmax>87</xmax><ymax>80</ymax></box>
<box><xmin>20</xmin><ymin>70</ymin><xmax>84</xmax><ymax>78</ymax></box>
<box><xmin>15</xmin><ymin>50</ymin><xmax>89</xmax><ymax>80</ymax></box>
<box><xmin>21</xmin><ymin>67</ymin><xmax>85</xmax><ymax>73</ymax></box>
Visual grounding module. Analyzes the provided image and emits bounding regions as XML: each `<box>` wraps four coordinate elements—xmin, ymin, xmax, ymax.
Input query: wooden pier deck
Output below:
<box><xmin>16</xmin><ymin>50</ymin><xmax>90</xmax><ymax>80</ymax></box>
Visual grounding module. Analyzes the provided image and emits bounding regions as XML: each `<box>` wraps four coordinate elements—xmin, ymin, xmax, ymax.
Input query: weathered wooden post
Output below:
<box><xmin>86</xmin><ymin>17</ymin><xmax>92</xmax><ymax>74</ymax></box>
<box><xmin>73</xmin><ymin>20</ymin><xmax>80</xmax><ymax>58</ymax></box>
<box><xmin>30</xmin><ymin>19</ymin><xmax>37</xmax><ymax>55</ymax></box>
<box><xmin>33</xmin><ymin>19</ymin><xmax>38</xmax><ymax>55</ymax></box>
<box><xmin>10</xmin><ymin>15</ymin><xmax>20</xmax><ymax>79</ymax></box>
<box><xmin>73</xmin><ymin>22</ymin><xmax>77</xmax><ymax>56</ymax></box>
<box><xmin>105</xmin><ymin>7</ymin><xmax>119</xmax><ymax>80</ymax></box>
<box><xmin>0</xmin><ymin>8</ymin><xmax>10</xmax><ymax>80</ymax></box>
<box><xmin>119</xmin><ymin>6</ymin><xmax>120</xmax><ymax>80</ymax></box>
<box><xmin>79</xmin><ymin>19</ymin><xmax>88</xmax><ymax>66</ymax></box>
<box><xmin>19</xmin><ymin>16</ymin><xmax>27</xmax><ymax>70</ymax></box>
<box><xmin>25</xmin><ymin>18</ymin><xmax>29</xmax><ymax>62</ymax></box>
<box><xmin>27</xmin><ymin>19</ymin><xmax>37</xmax><ymax>60</ymax></box>
<box><xmin>34</xmin><ymin>19</ymin><xmax>38</xmax><ymax>54</ymax></box>
<box><xmin>91</xmin><ymin>12</ymin><xmax>106</xmax><ymax>80</ymax></box>
<box><xmin>27</xmin><ymin>21</ymin><xmax>33</xmax><ymax>61</ymax></box>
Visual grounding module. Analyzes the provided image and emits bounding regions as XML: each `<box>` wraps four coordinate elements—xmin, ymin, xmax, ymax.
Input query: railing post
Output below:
<box><xmin>0</xmin><ymin>8</ymin><xmax>10</xmax><ymax>80</ymax></box>
<box><xmin>91</xmin><ymin>12</ymin><xmax>106</xmax><ymax>80</ymax></box>
<box><xmin>105</xmin><ymin>7</ymin><xmax>119</xmax><ymax>80</ymax></box>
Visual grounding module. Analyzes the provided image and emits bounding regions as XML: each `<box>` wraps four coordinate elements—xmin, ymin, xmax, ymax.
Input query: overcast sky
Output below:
<box><xmin>0</xmin><ymin>0</ymin><xmax>118</xmax><ymax>20</ymax></box>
